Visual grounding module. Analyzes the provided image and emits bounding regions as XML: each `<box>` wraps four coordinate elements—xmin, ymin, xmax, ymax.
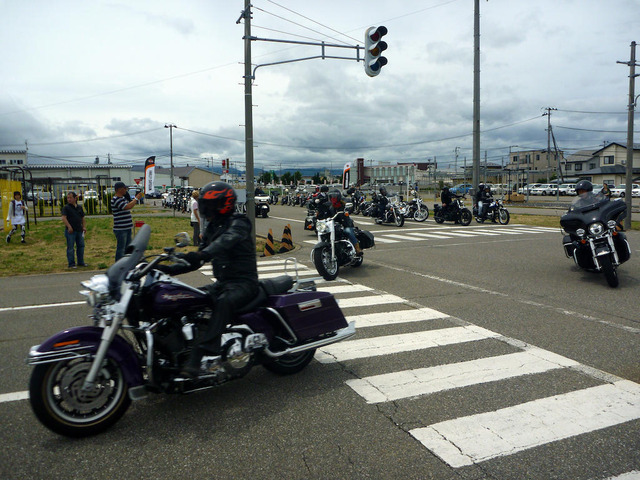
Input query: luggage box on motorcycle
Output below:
<box><xmin>356</xmin><ymin>230</ymin><xmax>375</xmax><ymax>249</ymax></box>
<box><xmin>267</xmin><ymin>292</ymin><xmax>348</xmax><ymax>341</ymax></box>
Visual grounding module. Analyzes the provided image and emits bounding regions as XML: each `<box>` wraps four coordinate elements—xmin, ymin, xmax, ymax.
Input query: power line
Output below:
<box><xmin>555</xmin><ymin>125</ymin><xmax>639</xmax><ymax>134</ymax></box>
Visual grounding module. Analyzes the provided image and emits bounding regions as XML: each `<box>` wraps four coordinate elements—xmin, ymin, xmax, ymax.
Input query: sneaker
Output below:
<box><xmin>21</xmin><ymin>239</ymin><xmax>26</xmax><ymax>243</ymax></box>
<box><xmin>5</xmin><ymin>235</ymin><xmax>10</xmax><ymax>243</ymax></box>
<box><xmin>68</xmin><ymin>265</ymin><xmax>76</xmax><ymax>269</ymax></box>
<box><xmin>78</xmin><ymin>263</ymin><xmax>87</xmax><ymax>267</ymax></box>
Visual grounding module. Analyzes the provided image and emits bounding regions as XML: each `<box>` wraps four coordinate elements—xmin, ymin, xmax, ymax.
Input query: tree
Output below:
<box><xmin>312</xmin><ymin>172</ymin><xmax>322</xmax><ymax>184</ymax></box>
<box><xmin>294</xmin><ymin>171</ymin><xmax>302</xmax><ymax>184</ymax></box>
<box><xmin>281</xmin><ymin>171</ymin><xmax>293</xmax><ymax>185</ymax></box>
<box><xmin>258</xmin><ymin>171</ymin><xmax>272</xmax><ymax>185</ymax></box>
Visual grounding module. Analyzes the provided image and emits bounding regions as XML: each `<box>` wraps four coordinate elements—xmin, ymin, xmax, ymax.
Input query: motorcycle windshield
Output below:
<box><xmin>106</xmin><ymin>224</ymin><xmax>151</xmax><ymax>295</ymax></box>
<box><xmin>569</xmin><ymin>192</ymin><xmax>608</xmax><ymax>213</ymax></box>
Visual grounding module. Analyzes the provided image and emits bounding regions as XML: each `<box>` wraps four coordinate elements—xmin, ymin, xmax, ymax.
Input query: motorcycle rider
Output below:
<box><xmin>440</xmin><ymin>186</ymin><xmax>461</xmax><ymax>218</ymax></box>
<box><xmin>327</xmin><ymin>189</ymin><xmax>362</xmax><ymax>256</ymax></box>
<box><xmin>159</xmin><ymin>181</ymin><xmax>259</xmax><ymax>377</ymax></box>
<box><xmin>475</xmin><ymin>184</ymin><xmax>492</xmax><ymax>220</ymax></box>
<box><xmin>374</xmin><ymin>186</ymin><xmax>389</xmax><ymax>224</ymax></box>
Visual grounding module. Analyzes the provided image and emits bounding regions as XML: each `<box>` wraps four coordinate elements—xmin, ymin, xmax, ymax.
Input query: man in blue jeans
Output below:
<box><xmin>111</xmin><ymin>181</ymin><xmax>144</xmax><ymax>261</ymax></box>
<box><xmin>61</xmin><ymin>191</ymin><xmax>86</xmax><ymax>268</ymax></box>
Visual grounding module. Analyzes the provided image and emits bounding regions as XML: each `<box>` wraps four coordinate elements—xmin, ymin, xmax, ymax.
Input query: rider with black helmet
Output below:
<box><xmin>328</xmin><ymin>189</ymin><xmax>362</xmax><ymax>255</ymax></box>
<box><xmin>374</xmin><ymin>186</ymin><xmax>389</xmax><ymax>223</ymax></box>
<box><xmin>159</xmin><ymin>181</ymin><xmax>258</xmax><ymax>377</ymax></box>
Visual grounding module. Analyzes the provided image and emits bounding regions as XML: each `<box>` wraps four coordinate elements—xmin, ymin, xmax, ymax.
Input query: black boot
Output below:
<box><xmin>180</xmin><ymin>345</ymin><xmax>222</xmax><ymax>378</ymax></box>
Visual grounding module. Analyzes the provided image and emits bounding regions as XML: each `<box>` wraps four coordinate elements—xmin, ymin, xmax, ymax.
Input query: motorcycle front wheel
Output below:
<box><xmin>600</xmin><ymin>255</ymin><xmax>619</xmax><ymax>288</ymax></box>
<box><xmin>262</xmin><ymin>349</ymin><xmax>316</xmax><ymax>375</ymax></box>
<box><xmin>313</xmin><ymin>246</ymin><xmax>339</xmax><ymax>281</ymax></box>
<box><xmin>413</xmin><ymin>205</ymin><xmax>429</xmax><ymax>222</ymax></box>
<box><xmin>459</xmin><ymin>209</ymin><xmax>472</xmax><ymax>226</ymax></box>
<box><xmin>498</xmin><ymin>209</ymin><xmax>510</xmax><ymax>225</ymax></box>
<box><xmin>29</xmin><ymin>357</ymin><xmax>131</xmax><ymax>438</ymax></box>
<box><xmin>394</xmin><ymin>211</ymin><xmax>405</xmax><ymax>227</ymax></box>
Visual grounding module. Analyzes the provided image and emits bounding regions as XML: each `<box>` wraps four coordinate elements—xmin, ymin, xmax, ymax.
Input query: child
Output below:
<box><xmin>6</xmin><ymin>191</ymin><xmax>28</xmax><ymax>244</ymax></box>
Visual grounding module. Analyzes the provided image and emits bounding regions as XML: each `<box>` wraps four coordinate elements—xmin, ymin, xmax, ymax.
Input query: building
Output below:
<box><xmin>571</xmin><ymin>142</ymin><xmax>640</xmax><ymax>186</ymax></box>
<box><xmin>504</xmin><ymin>149</ymin><xmax>565</xmax><ymax>184</ymax></box>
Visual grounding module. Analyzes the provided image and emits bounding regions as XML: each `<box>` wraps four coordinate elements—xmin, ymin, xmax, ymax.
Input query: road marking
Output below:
<box><xmin>0</xmin><ymin>301</ymin><xmax>85</xmax><ymax>313</ymax></box>
<box><xmin>372</xmin><ymin>237</ymin><xmax>400</xmax><ymax>243</ymax></box>
<box><xmin>402</xmin><ymin>232</ymin><xmax>453</xmax><ymax>239</ymax></box>
<box><xmin>410</xmin><ymin>380</ymin><xmax>640</xmax><ymax>468</ymax></box>
<box><xmin>429</xmin><ymin>231</ymin><xmax>475</xmax><ymax>237</ymax></box>
<box><xmin>338</xmin><ymin>294</ymin><xmax>405</xmax><ymax>309</ymax></box>
<box><xmin>346</xmin><ymin>348</ymin><xmax>579</xmax><ymax>403</ymax></box>
<box><xmin>315</xmin><ymin>325</ymin><xmax>499</xmax><ymax>363</ymax></box>
<box><xmin>347</xmin><ymin>307</ymin><xmax>448</xmax><ymax>328</ymax></box>
<box><xmin>384</xmin><ymin>234</ymin><xmax>425</xmax><ymax>241</ymax></box>
<box><xmin>0</xmin><ymin>391</ymin><xmax>29</xmax><ymax>403</ymax></box>
<box><xmin>319</xmin><ymin>284</ymin><xmax>373</xmax><ymax>294</ymax></box>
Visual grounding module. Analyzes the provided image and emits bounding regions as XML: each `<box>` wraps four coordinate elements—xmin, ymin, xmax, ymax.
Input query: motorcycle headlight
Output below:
<box><xmin>80</xmin><ymin>274</ymin><xmax>110</xmax><ymax>306</ymax></box>
<box><xmin>588</xmin><ymin>222</ymin><xmax>604</xmax><ymax>236</ymax></box>
<box><xmin>576</xmin><ymin>228</ymin><xmax>586</xmax><ymax>237</ymax></box>
<box><xmin>607</xmin><ymin>220</ymin><xmax>617</xmax><ymax>229</ymax></box>
<box><xmin>316</xmin><ymin>222</ymin><xmax>328</xmax><ymax>234</ymax></box>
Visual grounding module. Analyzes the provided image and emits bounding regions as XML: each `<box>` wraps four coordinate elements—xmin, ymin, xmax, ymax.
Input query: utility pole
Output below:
<box><xmin>617</xmin><ymin>41</ymin><xmax>638</xmax><ymax>230</ymax></box>
<box><xmin>472</xmin><ymin>0</ymin><xmax>481</xmax><ymax>193</ymax></box>
<box><xmin>239</xmin><ymin>0</ymin><xmax>256</xmax><ymax>235</ymax></box>
<box><xmin>543</xmin><ymin>107</ymin><xmax>556</xmax><ymax>184</ymax></box>
<box><xmin>164</xmin><ymin>123</ymin><xmax>176</xmax><ymax>217</ymax></box>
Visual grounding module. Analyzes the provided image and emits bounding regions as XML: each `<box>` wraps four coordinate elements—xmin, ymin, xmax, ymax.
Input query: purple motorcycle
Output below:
<box><xmin>26</xmin><ymin>224</ymin><xmax>355</xmax><ymax>437</ymax></box>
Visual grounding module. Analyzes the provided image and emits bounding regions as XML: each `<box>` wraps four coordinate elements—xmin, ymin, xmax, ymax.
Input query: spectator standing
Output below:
<box><xmin>190</xmin><ymin>190</ymin><xmax>201</xmax><ymax>246</ymax></box>
<box><xmin>111</xmin><ymin>181</ymin><xmax>143</xmax><ymax>261</ymax></box>
<box><xmin>61</xmin><ymin>191</ymin><xmax>87</xmax><ymax>268</ymax></box>
<box><xmin>6</xmin><ymin>191</ymin><xmax>28</xmax><ymax>244</ymax></box>
<box><xmin>601</xmin><ymin>183</ymin><xmax>612</xmax><ymax>199</ymax></box>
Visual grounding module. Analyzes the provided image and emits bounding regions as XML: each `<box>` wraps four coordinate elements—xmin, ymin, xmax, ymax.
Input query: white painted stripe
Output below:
<box><xmin>304</xmin><ymin>240</ymin><xmax>317</xmax><ymax>245</ymax></box>
<box><xmin>498</xmin><ymin>227</ymin><xmax>547</xmax><ymax>234</ymax></box>
<box><xmin>315</xmin><ymin>325</ymin><xmax>499</xmax><ymax>363</ymax></box>
<box><xmin>404</xmin><ymin>232</ymin><xmax>453</xmax><ymax>239</ymax></box>
<box><xmin>337</xmin><ymin>294</ymin><xmax>405</xmax><ymax>309</ymax></box>
<box><xmin>372</xmin><ymin>237</ymin><xmax>400</xmax><ymax>243</ymax></box>
<box><xmin>257</xmin><ymin>264</ymin><xmax>311</xmax><ymax>272</ymax></box>
<box><xmin>450</xmin><ymin>230</ymin><xmax>486</xmax><ymax>236</ymax></box>
<box><xmin>604</xmin><ymin>471</ymin><xmax>640</xmax><ymax>480</ymax></box>
<box><xmin>384</xmin><ymin>234</ymin><xmax>425</xmax><ymax>241</ymax></box>
<box><xmin>0</xmin><ymin>391</ymin><xmax>29</xmax><ymax>403</ymax></box>
<box><xmin>258</xmin><ymin>271</ymin><xmax>318</xmax><ymax>279</ymax></box>
<box><xmin>319</xmin><ymin>284</ymin><xmax>373</xmax><ymax>295</ymax></box>
<box><xmin>347</xmin><ymin>307</ymin><xmax>448</xmax><ymax>328</ymax></box>
<box><xmin>410</xmin><ymin>380</ymin><xmax>640</xmax><ymax>468</ymax></box>
<box><xmin>346</xmin><ymin>348</ymin><xmax>579</xmax><ymax>403</ymax></box>
<box><xmin>0</xmin><ymin>301</ymin><xmax>85</xmax><ymax>313</ymax></box>
<box><xmin>256</xmin><ymin>258</ymin><xmax>300</xmax><ymax>265</ymax></box>
<box><xmin>430</xmin><ymin>231</ymin><xmax>475</xmax><ymax>237</ymax></box>
<box><xmin>468</xmin><ymin>229</ymin><xmax>509</xmax><ymax>235</ymax></box>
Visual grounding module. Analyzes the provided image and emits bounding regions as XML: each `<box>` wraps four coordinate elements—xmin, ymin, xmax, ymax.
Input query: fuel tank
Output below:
<box><xmin>146</xmin><ymin>282</ymin><xmax>211</xmax><ymax>316</ymax></box>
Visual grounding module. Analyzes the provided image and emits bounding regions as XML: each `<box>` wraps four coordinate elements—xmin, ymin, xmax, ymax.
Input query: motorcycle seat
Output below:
<box><xmin>235</xmin><ymin>275</ymin><xmax>294</xmax><ymax>314</ymax></box>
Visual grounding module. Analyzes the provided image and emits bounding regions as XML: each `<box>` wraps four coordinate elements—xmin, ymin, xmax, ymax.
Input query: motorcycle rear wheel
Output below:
<box><xmin>600</xmin><ymin>255</ymin><xmax>619</xmax><ymax>288</ymax></box>
<box><xmin>313</xmin><ymin>246</ymin><xmax>339</xmax><ymax>281</ymax></box>
<box><xmin>413</xmin><ymin>205</ymin><xmax>429</xmax><ymax>222</ymax></box>
<box><xmin>29</xmin><ymin>357</ymin><xmax>131</xmax><ymax>438</ymax></box>
<box><xmin>459</xmin><ymin>209</ymin><xmax>472</xmax><ymax>226</ymax></box>
<box><xmin>498</xmin><ymin>209</ymin><xmax>510</xmax><ymax>225</ymax></box>
<box><xmin>262</xmin><ymin>349</ymin><xmax>316</xmax><ymax>375</ymax></box>
<box><xmin>434</xmin><ymin>212</ymin><xmax>445</xmax><ymax>224</ymax></box>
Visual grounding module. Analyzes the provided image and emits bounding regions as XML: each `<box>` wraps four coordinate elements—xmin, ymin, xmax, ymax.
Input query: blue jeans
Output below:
<box><xmin>65</xmin><ymin>230</ymin><xmax>85</xmax><ymax>266</ymax></box>
<box><xmin>114</xmin><ymin>229</ymin><xmax>132</xmax><ymax>261</ymax></box>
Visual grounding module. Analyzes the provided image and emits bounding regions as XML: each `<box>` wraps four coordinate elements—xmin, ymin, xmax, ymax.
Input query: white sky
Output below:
<box><xmin>1</xmin><ymin>0</ymin><xmax>639</xmax><ymax>173</ymax></box>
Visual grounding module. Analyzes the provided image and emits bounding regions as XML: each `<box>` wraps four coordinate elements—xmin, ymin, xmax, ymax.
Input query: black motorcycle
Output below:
<box><xmin>473</xmin><ymin>198</ymin><xmax>510</xmax><ymax>224</ymax></box>
<box><xmin>402</xmin><ymin>195</ymin><xmax>430</xmax><ymax>222</ymax></box>
<box><xmin>312</xmin><ymin>212</ymin><xmax>375</xmax><ymax>280</ymax></box>
<box><xmin>561</xmin><ymin>193</ymin><xmax>631</xmax><ymax>287</ymax></box>
<box><xmin>255</xmin><ymin>193</ymin><xmax>270</xmax><ymax>218</ymax></box>
<box><xmin>433</xmin><ymin>197</ymin><xmax>472</xmax><ymax>226</ymax></box>
<box><xmin>374</xmin><ymin>201</ymin><xmax>405</xmax><ymax>227</ymax></box>
<box><xmin>26</xmin><ymin>226</ymin><xmax>356</xmax><ymax>437</ymax></box>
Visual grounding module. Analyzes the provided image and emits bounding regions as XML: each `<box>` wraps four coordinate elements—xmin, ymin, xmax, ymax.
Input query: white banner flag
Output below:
<box><xmin>144</xmin><ymin>156</ymin><xmax>156</xmax><ymax>195</ymax></box>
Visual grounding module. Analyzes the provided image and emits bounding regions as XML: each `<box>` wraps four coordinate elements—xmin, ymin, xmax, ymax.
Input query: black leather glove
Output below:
<box><xmin>176</xmin><ymin>251</ymin><xmax>206</xmax><ymax>269</ymax></box>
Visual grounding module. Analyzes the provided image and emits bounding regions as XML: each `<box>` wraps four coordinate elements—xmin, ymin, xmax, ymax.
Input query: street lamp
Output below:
<box><xmin>164</xmin><ymin>124</ymin><xmax>176</xmax><ymax>217</ymax></box>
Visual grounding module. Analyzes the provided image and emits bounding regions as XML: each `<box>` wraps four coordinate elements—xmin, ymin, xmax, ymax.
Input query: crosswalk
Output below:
<box><xmin>302</xmin><ymin>224</ymin><xmax>558</xmax><ymax>244</ymax></box>
<box><xmin>236</xmin><ymin>258</ymin><xmax>640</xmax><ymax>473</ymax></box>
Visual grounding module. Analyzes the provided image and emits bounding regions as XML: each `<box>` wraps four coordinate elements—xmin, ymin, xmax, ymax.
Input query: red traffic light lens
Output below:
<box><xmin>369</xmin><ymin>26</ymin><xmax>388</xmax><ymax>42</ymax></box>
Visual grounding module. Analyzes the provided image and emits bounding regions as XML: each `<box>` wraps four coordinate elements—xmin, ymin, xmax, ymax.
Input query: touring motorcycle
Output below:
<box><xmin>560</xmin><ymin>192</ymin><xmax>631</xmax><ymax>288</ymax></box>
<box><xmin>26</xmin><ymin>225</ymin><xmax>355</xmax><ymax>437</ymax></box>
<box><xmin>433</xmin><ymin>197</ymin><xmax>472</xmax><ymax>226</ymax></box>
<box><xmin>400</xmin><ymin>194</ymin><xmax>429</xmax><ymax>222</ymax></box>
<box><xmin>312</xmin><ymin>212</ymin><xmax>375</xmax><ymax>280</ymax></box>
<box><xmin>374</xmin><ymin>201</ymin><xmax>405</xmax><ymax>227</ymax></box>
<box><xmin>473</xmin><ymin>198</ymin><xmax>510</xmax><ymax>224</ymax></box>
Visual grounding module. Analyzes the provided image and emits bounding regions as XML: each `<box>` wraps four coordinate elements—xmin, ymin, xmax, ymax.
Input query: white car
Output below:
<box><xmin>611</xmin><ymin>184</ymin><xmax>640</xmax><ymax>197</ymax></box>
<box><xmin>558</xmin><ymin>183</ymin><xmax>576</xmax><ymax>196</ymax></box>
<box><xmin>518</xmin><ymin>183</ymin><xmax>541</xmax><ymax>195</ymax></box>
<box><xmin>530</xmin><ymin>184</ymin><xmax>557</xmax><ymax>195</ymax></box>
<box><xmin>83</xmin><ymin>190</ymin><xmax>98</xmax><ymax>201</ymax></box>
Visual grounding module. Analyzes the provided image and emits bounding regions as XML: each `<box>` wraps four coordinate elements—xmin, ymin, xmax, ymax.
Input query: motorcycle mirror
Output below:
<box><xmin>174</xmin><ymin>232</ymin><xmax>191</xmax><ymax>248</ymax></box>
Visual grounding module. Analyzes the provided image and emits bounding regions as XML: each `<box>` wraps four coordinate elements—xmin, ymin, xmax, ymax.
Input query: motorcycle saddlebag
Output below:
<box><xmin>267</xmin><ymin>292</ymin><xmax>348</xmax><ymax>341</ymax></box>
<box><xmin>613</xmin><ymin>232</ymin><xmax>631</xmax><ymax>263</ymax></box>
<box><xmin>356</xmin><ymin>230</ymin><xmax>375</xmax><ymax>249</ymax></box>
<box><xmin>562</xmin><ymin>235</ymin><xmax>575</xmax><ymax>258</ymax></box>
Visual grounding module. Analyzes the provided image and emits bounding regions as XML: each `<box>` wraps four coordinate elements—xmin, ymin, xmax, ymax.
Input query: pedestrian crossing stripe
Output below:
<box><xmin>346</xmin><ymin>307</ymin><xmax>448</xmax><ymax>328</ymax></box>
<box><xmin>410</xmin><ymin>380</ymin><xmax>640</xmax><ymax>468</ymax></box>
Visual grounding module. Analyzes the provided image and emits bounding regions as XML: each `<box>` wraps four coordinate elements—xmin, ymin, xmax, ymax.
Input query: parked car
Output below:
<box><xmin>530</xmin><ymin>184</ymin><xmax>556</xmax><ymax>195</ymax></box>
<box><xmin>558</xmin><ymin>183</ymin><xmax>576</xmax><ymax>196</ymax></box>
<box><xmin>83</xmin><ymin>190</ymin><xmax>98</xmax><ymax>201</ymax></box>
<box><xmin>611</xmin><ymin>184</ymin><xmax>640</xmax><ymax>197</ymax></box>
<box><xmin>518</xmin><ymin>183</ymin><xmax>541</xmax><ymax>195</ymax></box>
<box><xmin>450</xmin><ymin>183</ymin><xmax>473</xmax><ymax>195</ymax></box>
<box><xmin>146</xmin><ymin>191</ymin><xmax>163</xmax><ymax>199</ymax></box>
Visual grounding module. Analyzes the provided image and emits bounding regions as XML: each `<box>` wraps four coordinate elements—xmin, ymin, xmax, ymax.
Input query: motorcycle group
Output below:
<box><xmin>24</xmin><ymin>175</ymin><xmax>632</xmax><ymax>437</ymax></box>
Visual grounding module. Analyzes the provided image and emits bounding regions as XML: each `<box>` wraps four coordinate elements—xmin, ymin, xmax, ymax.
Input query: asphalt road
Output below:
<box><xmin>1</xmin><ymin>203</ymin><xmax>639</xmax><ymax>480</ymax></box>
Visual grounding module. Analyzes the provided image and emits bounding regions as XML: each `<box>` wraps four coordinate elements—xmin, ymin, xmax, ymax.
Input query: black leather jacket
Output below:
<box><xmin>200</xmin><ymin>213</ymin><xmax>258</xmax><ymax>285</ymax></box>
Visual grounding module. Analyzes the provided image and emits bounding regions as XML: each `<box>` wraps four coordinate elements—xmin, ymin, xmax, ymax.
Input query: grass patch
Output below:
<box><xmin>1</xmin><ymin>216</ymin><xmax>280</xmax><ymax>277</ymax></box>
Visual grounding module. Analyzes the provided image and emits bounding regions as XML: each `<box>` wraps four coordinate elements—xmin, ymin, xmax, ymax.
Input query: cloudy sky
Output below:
<box><xmin>1</xmin><ymin>0</ymin><xmax>638</xmax><ymax>174</ymax></box>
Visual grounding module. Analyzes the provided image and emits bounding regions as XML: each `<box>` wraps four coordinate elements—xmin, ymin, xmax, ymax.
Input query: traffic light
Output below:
<box><xmin>364</xmin><ymin>26</ymin><xmax>388</xmax><ymax>77</ymax></box>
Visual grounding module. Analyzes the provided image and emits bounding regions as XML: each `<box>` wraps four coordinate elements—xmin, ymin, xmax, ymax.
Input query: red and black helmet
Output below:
<box><xmin>329</xmin><ymin>189</ymin><xmax>342</xmax><ymax>208</ymax></box>
<box><xmin>198</xmin><ymin>181</ymin><xmax>237</xmax><ymax>219</ymax></box>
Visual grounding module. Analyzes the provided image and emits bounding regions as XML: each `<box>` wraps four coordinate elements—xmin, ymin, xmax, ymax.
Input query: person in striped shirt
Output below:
<box><xmin>111</xmin><ymin>181</ymin><xmax>144</xmax><ymax>261</ymax></box>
